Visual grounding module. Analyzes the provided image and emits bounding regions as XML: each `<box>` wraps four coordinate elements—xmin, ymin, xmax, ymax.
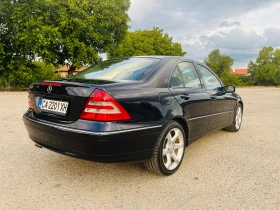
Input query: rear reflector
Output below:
<box><xmin>41</xmin><ymin>82</ymin><xmax>61</xmax><ymax>86</ymax></box>
<box><xmin>80</xmin><ymin>89</ymin><xmax>131</xmax><ymax>121</ymax></box>
<box><xmin>28</xmin><ymin>92</ymin><xmax>34</xmax><ymax>109</ymax></box>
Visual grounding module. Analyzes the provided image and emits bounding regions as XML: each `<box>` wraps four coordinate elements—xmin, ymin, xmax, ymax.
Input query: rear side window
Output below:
<box><xmin>72</xmin><ymin>58</ymin><xmax>160</xmax><ymax>81</ymax></box>
<box><xmin>170</xmin><ymin>67</ymin><xmax>184</xmax><ymax>88</ymax></box>
<box><xmin>196</xmin><ymin>65</ymin><xmax>221</xmax><ymax>90</ymax></box>
<box><xmin>178</xmin><ymin>62</ymin><xmax>201</xmax><ymax>88</ymax></box>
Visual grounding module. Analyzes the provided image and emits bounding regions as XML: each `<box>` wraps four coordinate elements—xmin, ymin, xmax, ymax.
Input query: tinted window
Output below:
<box><xmin>197</xmin><ymin>65</ymin><xmax>221</xmax><ymax>90</ymax></box>
<box><xmin>178</xmin><ymin>62</ymin><xmax>201</xmax><ymax>88</ymax></box>
<box><xmin>72</xmin><ymin>58</ymin><xmax>160</xmax><ymax>81</ymax></box>
<box><xmin>170</xmin><ymin>67</ymin><xmax>183</xmax><ymax>88</ymax></box>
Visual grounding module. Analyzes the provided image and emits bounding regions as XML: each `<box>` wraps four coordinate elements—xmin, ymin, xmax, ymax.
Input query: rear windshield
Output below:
<box><xmin>72</xmin><ymin>58</ymin><xmax>160</xmax><ymax>82</ymax></box>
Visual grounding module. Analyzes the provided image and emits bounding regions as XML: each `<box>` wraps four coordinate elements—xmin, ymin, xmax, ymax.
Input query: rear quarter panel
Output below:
<box><xmin>104</xmin><ymin>87</ymin><xmax>183</xmax><ymax>122</ymax></box>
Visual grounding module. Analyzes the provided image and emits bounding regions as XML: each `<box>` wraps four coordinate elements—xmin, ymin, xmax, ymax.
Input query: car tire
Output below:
<box><xmin>144</xmin><ymin>121</ymin><xmax>186</xmax><ymax>175</ymax></box>
<box><xmin>224</xmin><ymin>103</ymin><xmax>243</xmax><ymax>132</ymax></box>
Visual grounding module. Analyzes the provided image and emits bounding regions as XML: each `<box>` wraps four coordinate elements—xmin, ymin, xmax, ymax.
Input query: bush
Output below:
<box><xmin>0</xmin><ymin>62</ymin><xmax>59</xmax><ymax>89</ymax></box>
<box><xmin>220</xmin><ymin>71</ymin><xmax>242</xmax><ymax>86</ymax></box>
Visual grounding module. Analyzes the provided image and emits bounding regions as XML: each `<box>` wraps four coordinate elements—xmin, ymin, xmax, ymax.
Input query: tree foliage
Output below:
<box><xmin>248</xmin><ymin>46</ymin><xmax>280</xmax><ymax>86</ymax></box>
<box><xmin>204</xmin><ymin>49</ymin><xmax>241</xmax><ymax>86</ymax></box>
<box><xmin>108</xmin><ymin>27</ymin><xmax>186</xmax><ymax>58</ymax></box>
<box><xmin>0</xmin><ymin>62</ymin><xmax>58</xmax><ymax>88</ymax></box>
<box><xmin>0</xmin><ymin>0</ymin><xmax>131</xmax><ymax>85</ymax></box>
<box><xmin>204</xmin><ymin>49</ymin><xmax>233</xmax><ymax>77</ymax></box>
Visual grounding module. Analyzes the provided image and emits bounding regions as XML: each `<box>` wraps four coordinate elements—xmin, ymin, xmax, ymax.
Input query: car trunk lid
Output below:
<box><xmin>28</xmin><ymin>80</ymin><xmax>115</xmax><ymax>123</ymax></box>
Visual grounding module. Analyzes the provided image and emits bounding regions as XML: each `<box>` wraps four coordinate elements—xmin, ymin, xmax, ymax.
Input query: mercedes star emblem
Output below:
<box><xmin>47</xmin><ymin>85</ymin><xmax>52</xmax><ymax>93</ymax></box>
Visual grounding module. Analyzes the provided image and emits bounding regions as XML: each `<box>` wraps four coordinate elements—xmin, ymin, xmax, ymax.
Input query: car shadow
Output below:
<box><xmin>41</xmin><ymin>153</ymin><xmax>162</xmax><ymax>180</ymax></box>
<box><xmin>33</xmin><ymin>129</ymin><xmax>237</xmax><ymax>183</ymax></box>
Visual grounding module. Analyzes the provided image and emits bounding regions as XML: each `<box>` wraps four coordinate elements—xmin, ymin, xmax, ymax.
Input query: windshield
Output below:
<box><xmin>72</xmin><ymin>58</ymin><xmax>160</xmax><ymax>82</ymax></box>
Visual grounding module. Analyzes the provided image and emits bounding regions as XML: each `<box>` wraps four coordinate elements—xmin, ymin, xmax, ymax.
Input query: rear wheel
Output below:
<box><xmin>144</xmin><ymin>121</ymin><xmax>186</xmax><ymax>175</ymax></box>
<box><xmin>224</xmin><ymin>103</ymin><xmax>243</xmax><ymax>132</ymax></box>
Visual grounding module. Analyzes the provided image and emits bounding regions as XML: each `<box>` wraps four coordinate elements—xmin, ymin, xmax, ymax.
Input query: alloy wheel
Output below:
<box><xmin>162</xmin><ymin>128</ymin><xmax>184</xmax><ymax>170</ymax></box>
<box><xmin>235</xmin><ymin>107</ymin><xmax>242</xmax><ymax>129</ymax></box>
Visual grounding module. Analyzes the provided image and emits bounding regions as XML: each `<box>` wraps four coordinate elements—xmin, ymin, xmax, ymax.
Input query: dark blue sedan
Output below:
<box><xmin>23</xmin><ymin>56</ymin><xmax>243</xmax><ymax>175</ymax></box>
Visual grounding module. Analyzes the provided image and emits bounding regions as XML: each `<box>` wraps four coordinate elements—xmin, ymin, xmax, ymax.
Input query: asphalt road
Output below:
<box><xmin>0</xmin><ymin>88</ymin><xmax>279</xmax><ymax>210</ymax></box>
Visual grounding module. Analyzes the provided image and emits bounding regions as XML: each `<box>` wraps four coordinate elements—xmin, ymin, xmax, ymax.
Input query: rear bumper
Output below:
<box><xmin>23</xmin><ymin>110</ymin><xmax>162</xmax><ymax>162</ymax></box>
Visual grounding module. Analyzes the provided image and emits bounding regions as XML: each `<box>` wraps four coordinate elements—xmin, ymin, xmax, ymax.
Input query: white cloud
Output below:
<box><xmin>128</xmin><ymin>0</ymin><xmax>160</xmax><ymax>23</ymax></box>
<box><xmin>129</xmin><ymin>0</ymin><xmax>280</xmax><ymax>67</ymax></box>
<box><xmin>264</xmin><ymin>27</ymin><xmax>280</xmax><ymax>47</ymax></box>
<box><xmin>208</xmin><ymin>28</ymin><xmax>265</xmax><ymax>50</ymax></box>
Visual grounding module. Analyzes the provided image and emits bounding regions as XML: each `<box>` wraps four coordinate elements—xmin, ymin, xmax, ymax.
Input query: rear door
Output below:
<box><xmin>168</xmin><ymin>61</ymin><xmax>211</xmax><ymax>138</ymax></box>
<box><xmin>195</xmin><ymin>64</ymin><xmax>233</xmax><ymax>130</ymax></box>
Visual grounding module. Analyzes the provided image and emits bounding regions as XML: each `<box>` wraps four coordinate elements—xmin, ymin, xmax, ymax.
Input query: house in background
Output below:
<box><xmin>55</xmin><ymin>65</ymin><xmax>88</xmax><ymax>78</ymax></box>
<box><xmin>230</xmin><ymin>68</ymin><xmax>248</xmax><ymax>76</ymax></box>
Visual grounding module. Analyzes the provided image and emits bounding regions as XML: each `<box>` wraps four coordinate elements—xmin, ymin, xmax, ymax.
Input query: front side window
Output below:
<box><xmin>178</xmin><ymin>62</ymin><xmax>201</xmax><ymax>88</ymax></box>
<box><xmin>72</xmin><ymin>58</ymin><xmax>160</xmax><ymax>82</ymax></box>
<box><xmin>197</xmin><ymin>65</ymin><xmax>221</xmax><ymax>90</ymax></box>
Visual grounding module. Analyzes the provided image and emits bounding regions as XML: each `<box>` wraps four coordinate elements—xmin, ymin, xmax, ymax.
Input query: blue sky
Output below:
<box><xmin>128</xmin><ymin>0</ymin><xmax>280</xmax><ymax>68</ymax></box>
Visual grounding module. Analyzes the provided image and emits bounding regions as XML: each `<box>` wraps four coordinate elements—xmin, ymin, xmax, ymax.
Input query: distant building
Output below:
<box><xmin>55</xmin><ymin>65</ymin><xmax>88</xmax><ymax>77</ymax></box>
<box><xmin>230</xmin><ymin>68</ymin><xmax>248</xmax><ymax>76</ymax></box>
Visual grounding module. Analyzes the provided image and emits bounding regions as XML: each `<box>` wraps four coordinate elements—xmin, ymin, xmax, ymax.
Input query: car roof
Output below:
<box><xmin>131</xmin><ymin>56</ymin><xmax>203</xmax><ymax>64</ymax></box>
<box><xmin>132</xmin><ymin>55</ymin><xmax>182</xmax><ymax>59</ymax></box>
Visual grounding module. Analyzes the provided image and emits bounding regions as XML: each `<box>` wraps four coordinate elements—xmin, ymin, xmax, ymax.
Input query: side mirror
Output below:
<box><xmin>224</xmin><ymin>85</ymin><xmax>235</xmax><ymax>93</ymax></box>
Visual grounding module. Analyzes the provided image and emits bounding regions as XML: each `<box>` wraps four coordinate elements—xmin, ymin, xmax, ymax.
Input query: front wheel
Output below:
<box><xmin>144</xmin><ymin>121</ymin><xmax>186</xmax><ymax>175</ymax></box>
<box><xmin>224</xmin><ymin>103</ymin><xmax>243</xmax><ymax>132</ymax></box>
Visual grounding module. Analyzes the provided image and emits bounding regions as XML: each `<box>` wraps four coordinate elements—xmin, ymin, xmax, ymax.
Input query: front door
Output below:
<box><xmin>195</xmin><ymin>64</ymin><xmax>233</xmax><ymax>131</ymax></box>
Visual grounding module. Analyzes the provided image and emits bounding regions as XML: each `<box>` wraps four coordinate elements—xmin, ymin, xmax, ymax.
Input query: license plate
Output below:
<box><xmin>38</xmin><ymin>98</ymin><xmax>69</xmax><ymax>115</ymax></box>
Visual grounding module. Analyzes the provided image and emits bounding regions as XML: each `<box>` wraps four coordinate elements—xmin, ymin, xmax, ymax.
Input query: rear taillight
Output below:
<box><xmin>80</xmin><ymin>89</ymin><xmax>131</xmax><ymax>121</ymax></box>
<box><xmin>28</xmin><ymin>92</ymin><xmax>34</xmax><ymax>109</ymax></box>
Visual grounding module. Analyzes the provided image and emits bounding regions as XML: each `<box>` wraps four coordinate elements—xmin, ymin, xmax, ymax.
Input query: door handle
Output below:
<box><xmin>210</xmin><ymin>94</ymin><xmax>217</xmax><ymax>100</ymax></box>
<box><xmin>180</xmin><ymin>94</ymin><xmax>190</xmax><ymax>100</ymax></box>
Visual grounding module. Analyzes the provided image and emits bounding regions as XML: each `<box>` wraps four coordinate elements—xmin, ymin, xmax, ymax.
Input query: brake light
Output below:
<box><xmin>80</xmin><ymin>89</ymin><xmax>132</xmax><ymax>121</ymax></box>
<box><xmin>41</xmin><ymin>82</ymin><xmax>61</xmax><ymax>86</ymax></box>
<box><xmin>28</xmin><ymin>92</ymin><xmax>34</xmax><ymax>109</ymax></box>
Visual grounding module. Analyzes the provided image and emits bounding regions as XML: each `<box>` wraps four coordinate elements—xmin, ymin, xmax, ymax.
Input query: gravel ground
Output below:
<box><xmin>0</xmin><ymin>88</ymin><xmax>279</xmax><ymax>210</ymax></box>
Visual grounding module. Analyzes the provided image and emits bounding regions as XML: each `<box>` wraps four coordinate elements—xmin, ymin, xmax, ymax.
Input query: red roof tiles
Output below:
<box><xmin>55</xmin><ymin>65</ymin><xmax>88</xmax><ymax>72</ymax></box>
<box><xmin>230</xmin><ymin>68</ymin><xmax>248</xmax><ymax>75</ymax></box>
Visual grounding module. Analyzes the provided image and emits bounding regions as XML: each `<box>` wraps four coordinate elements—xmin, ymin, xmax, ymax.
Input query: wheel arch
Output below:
<box><xmin>170</xmin><ymin>117</ymin><xmax>190</xmax><ymax>147</ymax></box>
<box><xmin>238</xmin><ymin>99</ymin><xmax>244</xmax><ymax>111</ymax></box>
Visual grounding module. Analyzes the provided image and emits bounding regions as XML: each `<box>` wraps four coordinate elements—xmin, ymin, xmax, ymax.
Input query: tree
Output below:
<box><xmin>0</xmin><ymin>61</ymin><xmax>58</xmax><ymax>88</ymax></box>
<box><xmin>248</xmin><ymin>46</ymin><xmax>280</xmax><ymax>86</ymax></box>
<box><xmin>0</xmin><ymin>0</ymin><xmax>130</xmax><ymax>83</ymax></box>
<box><xmin>204</xmin><ymin>49</ymin><xmax>234</xmax><ymax>77</ymax></box>
<box><xmin>9</xmin><ymin>62</ymin><xmax>58</xmax><ymax>88</ymax></box>
<box><xmin>204</xmin><ymin>49</ymin><xmax>241</xmax><ymax>86</ymax></box>
<box><xmin>108</xmin><ymin>27</ymin><xmax>186</xmax><ymax>58</ymax></box>
<box><xmin>275</xmin><ymin>49</ymin><xmax>280</xmax><ymax>85</ymax></box>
